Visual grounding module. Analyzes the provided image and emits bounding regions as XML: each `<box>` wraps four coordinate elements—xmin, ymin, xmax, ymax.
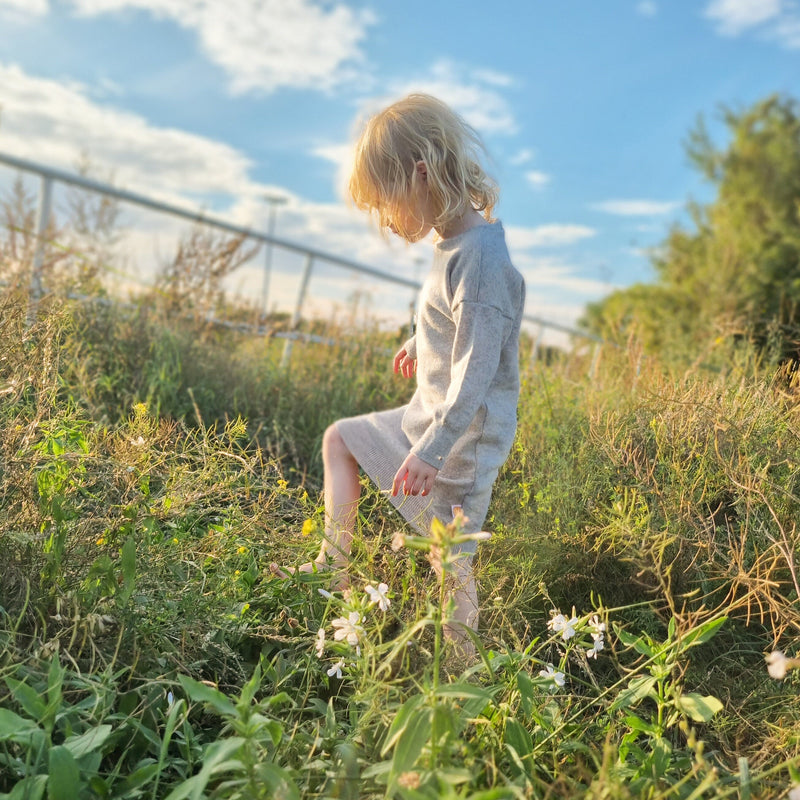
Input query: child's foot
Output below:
<box><xmin>269</xmin><ymin>560</ymin><xmax>349</xmax><ymax>591</ymax></box>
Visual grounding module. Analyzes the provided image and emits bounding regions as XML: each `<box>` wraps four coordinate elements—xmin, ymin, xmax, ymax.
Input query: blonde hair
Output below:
<box><xmin>348</xmin><ymin>94</ymin><xmax>498</xmax><ymax>240</ymax></box>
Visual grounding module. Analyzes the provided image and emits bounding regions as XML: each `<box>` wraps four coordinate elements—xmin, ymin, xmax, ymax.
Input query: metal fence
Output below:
<box><xmin>0</xmin><ymin>150</ymin><xmax>601</xmax><ymax>364</ymax></box>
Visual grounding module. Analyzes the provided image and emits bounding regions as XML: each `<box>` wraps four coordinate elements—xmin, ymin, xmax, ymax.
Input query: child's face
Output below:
<box><xmin>387</xmin><ymin>162</ymin><xmax>435</xmax><ymax>243</ymax></box>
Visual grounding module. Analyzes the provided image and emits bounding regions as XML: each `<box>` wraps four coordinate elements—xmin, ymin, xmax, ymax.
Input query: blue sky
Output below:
<box><xmin>0</xmin><ymin>0</ymin><xmax>798</xmax><ymax>339</ymax></box>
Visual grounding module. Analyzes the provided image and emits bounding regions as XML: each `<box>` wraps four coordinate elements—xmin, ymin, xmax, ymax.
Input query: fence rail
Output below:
<box><xmin>0</xmin><ymin>150</ymin><xmax>601</xmax><ymax>363</ymax></box>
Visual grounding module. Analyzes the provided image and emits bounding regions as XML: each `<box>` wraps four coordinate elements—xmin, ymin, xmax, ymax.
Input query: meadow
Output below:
<box><xmin>2</xmin><ymin>227</ymin><xmax>800</xmax><ymax>798</ymax></box>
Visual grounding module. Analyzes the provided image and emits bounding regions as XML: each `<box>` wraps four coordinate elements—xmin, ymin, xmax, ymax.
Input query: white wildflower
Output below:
<box><xmin>167</xmin><ymin>691</ymin><xmax>174</xmax><ymax>707</ymax></box>
<box><xmin>365</xmin><ymin>582</ymin><xmax>391</xmax><ymax>611</ymax></box>
<box><xmin>587</xmin><ymin>635</ymin><xmax>605</xmax><ymax>659</ymax></box>
<box><xmin>788</xmin><ymin>785</ymin><xmax>800</xmax><ymax>800</ymax></box>
<box><xmin>318</xmin><ymin>588</ymin><xmax>334</xmax><ymax>600</ymax></box>
<box><xmin>331</xmin><ymin>611</ymin><xmax>363</xmax><ymax>647</ymax></box>
<box><xmin>390</xmin><ymin>532</ymin><xmax>406</xmax><ymax>552</ymax></box>
<box><xmin>315</xmin><ymin>627</ymin><xmax>326</xmax><ymax>658</ymax></box>
<box><xmin>587</xmin><ymin>614</ymin><xmax>606</xmax><ymax>658</ymax></box>
<box><xmin>767</xmin><ymin>650</ymin><xmax>790</xmax><ymax>679</ymax></box>
<box><xmin>589</xmin><ymin>614</ymin><xmax>606</xmax><ymax>636</ymax></box>
<box><xmin>326</xmin><ymin>659</ymin><xmax>344</xmax><ymax>679</ymax></box>
<box><xmin>538</xmin><ymin>663</ymin><xmax>565</xmax><ymax>689</ymax></box>
<box><xmin>547</xmin><ymin>611</ymin><xmax>578</xmax><ymax>641</ymax></box>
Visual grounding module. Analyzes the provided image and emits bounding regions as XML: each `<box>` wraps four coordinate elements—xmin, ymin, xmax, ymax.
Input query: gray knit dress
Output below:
<box><xmin>337</xmin><ymin>221</ymin><xmax>525</xmax><ymax>553</ymax></box>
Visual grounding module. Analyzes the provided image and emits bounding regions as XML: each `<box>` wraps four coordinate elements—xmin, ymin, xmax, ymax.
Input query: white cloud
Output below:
<box><xmin>514</xmin><ymin>254</ymin><xmax>613</xmax><ymax>297</ymax></box>
<box><xmin>0</xmin><ymin>0</ymin><xmax>48</xmax><ymax>15</ymax></box>
<box><xmin>509</xmin><ymin>148</ymin><xmax>534</xmax><ymax>166</ymax></box>
<box><xmin>471</xmin><ymin>68</ymin><xmax>515</xmax><ymax>88</ymax></box>
<box><xmin>525</xmin><ymin>170</ymin><xmax>550</xmax><ymax>189</ymax></box>
<box><xmin>0</xmin><ymin>61</ymin><xmax>437</xmax><ymax>320</ymax></box>
<box><xmin>704</xmin><ymin>0</ymin><xmax>800</xmax><ymax>47</ymax></box>
<box><xmin>704</xmin><ymin>0</ymin><xmax>783</xmax><ymax>35</ymax></box>
<box><xmin>592</xmin><ymin>199</ymin><xmax>680</xmax><ymax>216</ymax></box>
<box><xmin>0</xmin><ymin>62</ymin><xmax>258</xmax><ymax>204</ymax></box>
<box><xmin>67</xmin><ymin>0</ymin><xmax>377</xmax><ymax>94</ymax></box>
<box><xmin>636</xmin><ymin>1</ymin><xmax>658</xmax><ymax>16</ymax></box>
<box><xmin>506</xmin><ymin>224</ymin><xmax>596</xmax><ymax>249</ymax></box>
<box><xmin>773</xmin><ymin>13</ymin><xmax>800</xmax><ymax>46</ymax></box>
<box><xmin>386</xmin><ymin>59</ymin><xmax>518</xmax><ymax>136</ymax></box>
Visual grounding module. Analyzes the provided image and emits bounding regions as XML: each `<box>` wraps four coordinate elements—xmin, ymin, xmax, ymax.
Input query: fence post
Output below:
<box><xmin>529</xmin><ymin>323</ymin><xmax>543</xmax><ymax>366</ymax></box>
<box><xmin>27</xmin><ymin>175</ymin><xmax>53</xmax><ymax>326</ymax></box>
<box><xmin>589</xmin><ymin>342</ymin><xmax>602</xmax><ymax>380</ymax></box>
<box><xmin>281</xmin><ymin>253</ymin><xmax>314</xmax><ymax>367</ymax></box>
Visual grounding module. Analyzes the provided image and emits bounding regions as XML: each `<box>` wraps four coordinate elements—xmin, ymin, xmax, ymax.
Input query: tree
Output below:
<box><xmin>582</xmin><ymin>95</ymin><xmax>800</xmax><ymax>359</ymax></box>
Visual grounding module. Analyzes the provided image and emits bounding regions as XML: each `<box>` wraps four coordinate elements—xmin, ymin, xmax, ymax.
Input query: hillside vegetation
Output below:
<box><xmin>0</xmin><ymin>284</ymin><xmax>798</xmax><ymax>798</ymax></box>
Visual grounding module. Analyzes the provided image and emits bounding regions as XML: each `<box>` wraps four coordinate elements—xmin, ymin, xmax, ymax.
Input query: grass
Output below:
<box><xmin>2</xmin><ymin>224</ymin><xmax>800</xmax><ymax>797</ymax></box>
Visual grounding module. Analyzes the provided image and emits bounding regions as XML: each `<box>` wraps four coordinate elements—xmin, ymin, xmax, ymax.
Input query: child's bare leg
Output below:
<box><xmin>317</xmin><ymin>424</ymin><xmax>359</xmax><ymax>571</ymax></box>
<box><xmin>430</xmin><ymin>550</ymin><xmax>479</xmax><ymax>654</ymax></box>
<box><xmin>271</xmin><ymin>424</ymin><xmax>359</xmax><ymax>586</ymax></box>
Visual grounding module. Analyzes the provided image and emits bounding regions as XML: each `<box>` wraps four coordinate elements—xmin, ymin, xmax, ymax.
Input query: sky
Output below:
<box><xmin>0</xmin><ymin>0</ymin><xmax>799</xmax><ymax>342</ymax></box>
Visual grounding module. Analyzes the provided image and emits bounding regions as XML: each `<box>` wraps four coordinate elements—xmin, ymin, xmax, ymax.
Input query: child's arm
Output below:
<box><xmin>411</xmin><ymin>301</ymin><xmax>512</xmax><ymax>468</ymax></box>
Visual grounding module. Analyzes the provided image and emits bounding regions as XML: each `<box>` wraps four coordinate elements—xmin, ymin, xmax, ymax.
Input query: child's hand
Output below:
<box><xmin>393</xmin><ymin>347</ymin><xmax>417</xmax><ymax>379</ymax></box>
<box><xmin>392</xmin><ymin>453</ymin><xmax>438</xmax><ymax>497</ymax></box>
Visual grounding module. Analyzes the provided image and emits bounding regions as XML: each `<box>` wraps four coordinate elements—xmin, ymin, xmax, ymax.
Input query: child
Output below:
<box><xmin>273</xmin><ymin>93</ymin><xmax>525</xmax><ymax>647</ymax></box>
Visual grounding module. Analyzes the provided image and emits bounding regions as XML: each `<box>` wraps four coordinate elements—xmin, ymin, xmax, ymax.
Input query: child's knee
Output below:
<box><xmin>323</xmin><ymin>423</ymin><xmax>353</xmax><ymax>461</ymax></box>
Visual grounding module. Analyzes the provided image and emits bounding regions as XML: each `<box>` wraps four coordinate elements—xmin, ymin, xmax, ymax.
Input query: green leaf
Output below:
<box><xmin>646</xmin><ymin>736</ymin><xmax>673</xmax><ymax>780</ymax></box>
<box><xmin>381</xmin><ymin>693</ymin><xmax>424</xmax><ymax>756</ymax></box>
<box><xmin>614</xmin><ymin>627</ymin><xmax>655</xmax><ymax>658</ymax></box>
<box><xmin>516</xmin><ymin>671</ymin><xmax>535</xmax><ymax>716</ymax></box>
<box><xmin>389</xmin><ymin>707</ymin><xmax>432</xmax><ymax>780</ymax></box>
<box><xmin>48</xmin><ymin>746</ymin><xmax>81</xmax><ymax>800</ymax></box>
<box><xmin>678</xmin><ymin>617</ymin><xmax>727</xmax><ymax>651</ymax></box>
<box><xmin>611</xmin><ymin>676</ymin><xmax>658</xmax><ymax>711</ymax></box>
<box><xmin>6</xmin><ymin>677</ymin><xmax>47</xmax><ymax>722</ymax></box>
<box><xmin>163</xmin><ymin>738</ymin><xmax>245</xmax><ymax>800</ymax></box>
<box><xmin>253</xmin><ymin>762</ymin><xmax>301</xmax><ymax>800</ymax></box>
<box><xmin>739</xmin><ymin>756</ymin><xmax>752</xmax><ymax>800</ymax></box>
<box><xmin>433</xmin><ymin>767</ymin><xmax>472</xmax><ymax>785</ymax></box>
<box><xmin>263</xmin><ymin>691</ymin><xmax>293</xmax><ymax>709</ymax></box>
<box><xmin>119</xmin><ymin>536</ymin><xmax>136</xmax><ymax>606</ymax></box>
<box><xmin>360</xmin><ymin>760</ymin><xmax>391</xmax><ymax>780</ymax></box>
<box><xmin>0</xmin><ymin>708</ymin><xmax>41</xmax><ymax>743</ymax></box>
<box><xmin>63</xmin><ymin>724</ymin><xmax>113</xmax><ymax>758</ymax></box>
<box><xmin>504</xmin><ymin>718</ymin><xmax>533</xmax><ymax>758</ymax></box>
<box><xmin>624</xmin><ymin>714</ymin><xmax>659</xmax><ymax>735</ymax></box>
<box><xmin>116</xmin><ymin>762</ymin><xmax>160</xmax><ymax>794</ymax></box>
<box><xmin>6</xmin><ymin>776</ymin><xmax>47</xmax><ymax>800</ymax></box>
<box><xmin>676</xmin><ymin>693</ymin><xmax>724</xmax><ymax>722</ymax></box>
<box><xmin>177</xmin><ymin>674</ymin><xmax>237</xmax><ymax>717</ymax></box>
<box><xmin>434</xmin><ymin>682</ymin><xmax>495</xmax><ymax>702</ymax></box>
<box><xmin>46</xmin><ymin>657</ymin><xmax>64</xmax><ymax>717</ymax></box>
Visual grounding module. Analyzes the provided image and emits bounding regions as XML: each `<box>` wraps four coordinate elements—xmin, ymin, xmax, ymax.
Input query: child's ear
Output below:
<box><xmin>414</xmin><ymin>161</ymin><xmax>428</xmax><ymax>181</ymax></box>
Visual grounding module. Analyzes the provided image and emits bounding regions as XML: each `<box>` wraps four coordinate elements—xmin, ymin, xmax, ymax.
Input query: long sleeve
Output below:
<box><xmin>410</xmin><ymin>301</ymin><xmax>512</xmax><ymax>466</ymax></box>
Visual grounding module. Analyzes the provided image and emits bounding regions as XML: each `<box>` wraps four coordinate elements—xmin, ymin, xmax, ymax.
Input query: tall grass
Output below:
<box><xmin>1</xmin><ymin>206</ymin><xmax>800</xmax><ymax>796</ymax></box>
